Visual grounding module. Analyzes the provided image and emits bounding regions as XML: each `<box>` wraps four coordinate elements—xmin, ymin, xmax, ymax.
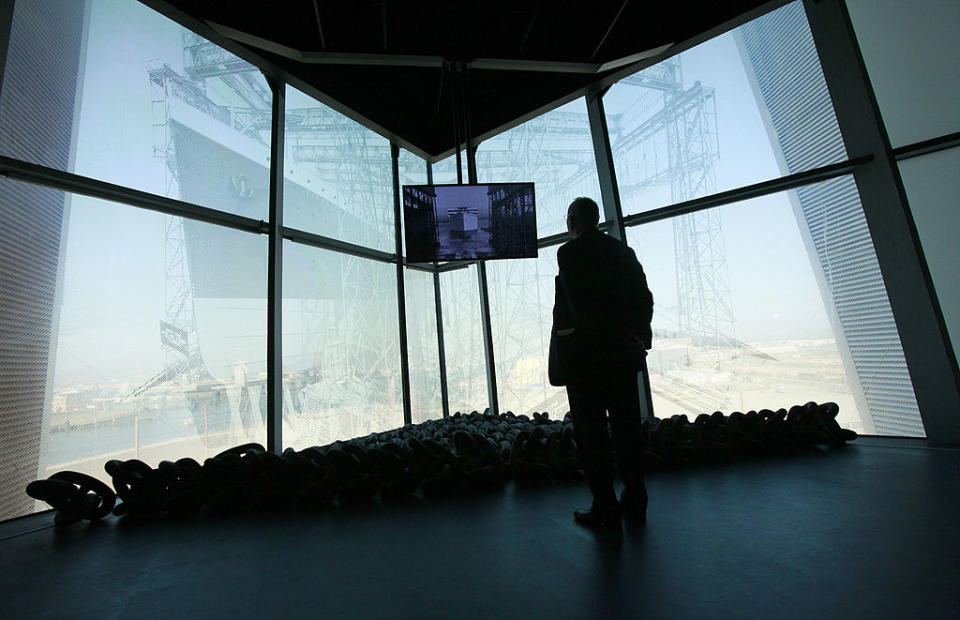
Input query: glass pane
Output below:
<box><xmin>847</xmin><ymin>0</ymin><xmax>960</xmax><ymax>148</ymax></box>
<box><xmin>487</xmin><ymin>246</ymin><xmax>567</xmax><ymax>416</ymax></box>
<box><xmin>405</xmin><ymin>269</ymin><xmax>443</xmax><ymax>423</ymax></box>
<box><xmin>899</xmin><ymin>147</ymin><xmax>960</xmax><ymax>366</ymax></box>
<box><xmin>628</xmin><ymin>176</ymin><xmax>923</xmax><ymax>436</ymax></box>
<box><xmin>476</xmin><ymin>98</ymin><xmax>602</xmax><ymax>237</ymax></box>
<box><xmin>0</xmin><ymin>176</ymin><xmax>267</xmax><ymax>520</ymax></box>
<box><xmin>399</xmin><ymin>148</ymin><xmax>428</xmax><ymax>187</ymax></box>
<box><xmin>439</xmin><ymin>264</ymin><xmax>488</xmax><ymax>414</ymax></box>
<box><xmin>0</xmin><ymin>0</ymin><xmax>272</xmax><ymax>219</ymax></box>
<box><xmin>398</xmin><ymin>148</ymin><xmax>428</xmax><ymax>257</ymax></box>
<box><xmin>606</xmin><ymin>0</ymin><xmax>845</xmax><ymax>216</ymax></box>
<box><xmin>431</xmin><ymin>155</ymin><xmax>462</xmax><ymax>185</ymax></box>
<box><xmin>283</xmin><ymin>86</ymin><xmax>394</xmax><ymax>252</ymax></box>
<box><xmin>282</xmin><ymin>242</ymin><xmax>402</xmax><ymax>449</ymax></box>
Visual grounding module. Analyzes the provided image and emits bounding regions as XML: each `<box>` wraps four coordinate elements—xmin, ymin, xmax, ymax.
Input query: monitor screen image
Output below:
<box><xmin>402</xmin><ymin>183</ymin><xmax>537</xmax><ymax>262</ymax></box>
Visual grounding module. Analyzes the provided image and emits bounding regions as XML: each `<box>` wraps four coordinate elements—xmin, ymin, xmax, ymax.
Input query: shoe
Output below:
<box><xmin>573</xmin><ymin>505</ymin><xmax>621</xmax><ymax>529</ymax></box>
<box><xmin>620</xmin><ymin>487</ymin><xmax>648</xmax><ymax>525</ymax></box>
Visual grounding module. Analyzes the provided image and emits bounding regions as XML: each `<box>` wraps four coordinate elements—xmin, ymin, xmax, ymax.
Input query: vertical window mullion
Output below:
<box><xmin>427</xmin><ymin>161</ymin><xmax>451</xmax><ymax>418</ymax></box>
<box><xmin>586</xmin><ymin>91</ymin><xmax>627</xmax><ymax>242</ymax></box>
<box><xmin>469</xmin><ymin>145</ymin><xmax>499</xmax><ymax>415</ymax></box>
<box><xmin>266</xmin><ymin>76</ymin><xmax>284</xmax><ymax>453</ymax></box>
<box><xmin>393</xmin><ymin>142</ymin><xmax>412</xmax><ymax>425</ymax></box>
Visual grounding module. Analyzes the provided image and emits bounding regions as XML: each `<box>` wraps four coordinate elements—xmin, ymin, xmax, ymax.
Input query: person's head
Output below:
<box><xmin>567</xmin><ymin>197</ymin><xmax>600</xmax><ymax>239</ymax></box>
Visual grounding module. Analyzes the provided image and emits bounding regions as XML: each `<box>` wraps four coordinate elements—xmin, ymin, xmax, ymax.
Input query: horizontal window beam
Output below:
<box><xmin>537</xmin><ymin>220</ymin><xmax>617</xmax><ymax>250</ymax></box>
<box><xmin>414</xmin><ymin>241</ymin><xmax>570</xmax><ymax>272</ymax></box>
<box><xmin>430</xmin><ymin>158</ymin><xmax>870</xmax><ymax>268</ymax></box>
<box><xmin>537</xmin><ymin>231</ymin><xmax>570</xmax><ymax>248</ymax></box>
<box><xmin>892</xmin><ymin>130</ymin><xmax>960</xmax><ymax>162</ymax></box>
<box><xmin>398</xmin><ymin>157</ymin><xmax>867</xmax><ymax>271</ymax></box>
<box><xmin>0</xmin><ymin>155</ymin><xmax>265</xmax><ymax>235</ymax></box>
<box><xmin>622</xmin><ymin>156</ymin><xmax>872</xmax><ymax>228</ymax></box>
<box><xmin>3</xmin><ymin>153</ymin><xmax>887</xmax><ymax>269</ymax></box>
<box><xmin>402</xmin><ymin>261</ymin><xmax>438</xmax><ymax>274</ymax></box>
<box><xmin>434</xmin><ymin>261</ymin><xmax>473</xmax><ymax>273</ymax></box>
<box><xmin>282</xmin><ymin>226</ymin><xmax>397</xmax><ymax>263</ymax></box>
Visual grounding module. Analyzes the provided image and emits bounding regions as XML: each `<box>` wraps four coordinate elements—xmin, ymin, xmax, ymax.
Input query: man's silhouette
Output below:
<box><xmin>552</xmin><ymin>197</ymin><xmax>653</xmax><ymax>528</ymax></box>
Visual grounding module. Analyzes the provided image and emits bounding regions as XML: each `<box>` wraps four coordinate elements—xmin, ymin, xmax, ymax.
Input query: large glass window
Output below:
<box><xmin>405</xmin><ymin>269</ymin><xmax>443</xmax><ymax>423</ymax></box>
<box><xmin>439</xmin><ymin>264</ymin><xmax>488</xmax><ymax>414</ymax></box>
<box><xmin>627</xmin><ymin>177</ymin><xmax>923</xmax><ymax>437</ymax></box>
<box><xmin>398</xmin><ymin>148</ymin><xmax>428</xmax><ymax>256</ymax></box>
<box><xmin>1</xmin><ymin>181</ymin><xmax>266</xmax><ymax>518</ymax></box>
<box><xmin>846</xmin><ymin>0</ymin><xmax>960</xmax><ymax>148</ymax></box>
<box><xmin>430</xmin><ymin>155</ymin><xmax>463</xmax><ymax>185</ymax></box>
<box><xmin>487</xmin><ymin>246</ymin><xmax>566</xmax><ymax>416</ymax></box>
<box><xmin>282</xmin><ymin>242</ymin><xmax>402</xmax><ymax>450</ymax></box>
<box><xmin>0</xmin><ymin>0</ymin><xmax>272</xmax><ymax>219</ymax></box>
<box><xmin>283</xmin><ymin>86</ymin><xmax>394</xmax><ymax>252</ymax></box>
<box><xmin>605</xmin><ymin>1</ymin><xmax>845</xmax><ymax>217</ymax></box>
<box><xmin>399</xmin><ymin>148</ymin><xmax>428</xmax><ymax>188</ymax></box>
<box><xmin>476</xmin><ymin>99</ymin><xmax>602</xmax><ymax>237</ymax></box>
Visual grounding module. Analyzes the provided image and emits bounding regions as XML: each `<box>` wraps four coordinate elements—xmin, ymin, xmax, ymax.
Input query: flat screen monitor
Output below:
<box><xmin>402</xmin><ymin>182</ymin><xmax>537</xmax><ymax>262</ymax></box>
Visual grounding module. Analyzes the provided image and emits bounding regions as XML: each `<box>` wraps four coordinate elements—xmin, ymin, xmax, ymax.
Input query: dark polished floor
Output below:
<box><xmin>2</xmin><ymin>440</ymin><xmax>958</xmax><ymax>619</ymax></box>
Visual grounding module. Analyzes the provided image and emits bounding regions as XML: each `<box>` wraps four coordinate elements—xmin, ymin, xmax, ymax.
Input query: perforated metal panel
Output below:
<box><xmin>0</xmin><ymin>0</ymin><xmax>86</xmax><ymax>520</ymax></box>
<box><xmin>738</xmin><ymin>2</ymin><xmax>923</xmax><ymax>436</ymax></box>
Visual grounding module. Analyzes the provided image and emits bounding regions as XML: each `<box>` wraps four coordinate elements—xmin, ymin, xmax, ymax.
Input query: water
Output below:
<box><xmin>46</xmin><ymin>406</ymin><xmax>199</xmax><ymax>465</ymax></box>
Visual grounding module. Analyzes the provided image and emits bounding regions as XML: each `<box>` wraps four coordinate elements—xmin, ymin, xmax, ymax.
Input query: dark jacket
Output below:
<box><xmin>552</xmin><ymin>228</ymin><xmax>653</xmax><ymax>379</ymax></box>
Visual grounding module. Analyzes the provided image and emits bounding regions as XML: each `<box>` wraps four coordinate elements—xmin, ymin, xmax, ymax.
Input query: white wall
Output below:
<box><xmin>846</xmin><ymin>0</ymin><xmax>960</xmax><ymax>148</ymax></box>
<box><xmin>898</xmin><ymin>147</ymin><xmax>960</xmax><ymax>365</ymax></box>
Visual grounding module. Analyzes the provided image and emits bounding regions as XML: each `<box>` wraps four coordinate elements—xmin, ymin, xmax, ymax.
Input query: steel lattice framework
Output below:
<box><xmin>611</xmin><ymin>59</ymin><xmax>734</xmax><ymax>352</ymax></box>
<box><xmin>149</xmin><ymin>28</ymin><xmax>734</xmax><ymax>418</ymax></box>
<box><xmin>477</xmin><ymin>57</ymin><xmax>734</xmax><ymax>414</ymax></box>
<box><xmin>149</xmin><ymin>31</ymin><xmax>404</xmax><ymax>442</ymax></box>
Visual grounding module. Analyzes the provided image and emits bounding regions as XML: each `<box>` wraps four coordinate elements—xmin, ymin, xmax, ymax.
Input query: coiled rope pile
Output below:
<box><xmin>27</xmin><ymin>401</ymin><xmax>855</xmax><ymax>526</ymax></box>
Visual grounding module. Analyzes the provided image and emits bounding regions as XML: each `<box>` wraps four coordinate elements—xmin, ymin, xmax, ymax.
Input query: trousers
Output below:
<box><xmin>566</xmin><ymin>366</ymin><xmax>647</xmax><ymax>510</ymax></box>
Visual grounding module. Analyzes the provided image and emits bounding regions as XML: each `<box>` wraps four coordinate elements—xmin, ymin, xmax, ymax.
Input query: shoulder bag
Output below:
<box><xmin>548</xmin><ymin>272</ymin><xmax>582</xmax><ymax>387</ymax></box>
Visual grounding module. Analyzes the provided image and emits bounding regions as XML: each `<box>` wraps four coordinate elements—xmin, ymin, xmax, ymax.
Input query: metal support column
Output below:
<box><xmin>468</xmin><ymin>146</ymin><xmax>499</xmax><ymax>415</ymax></box>
<box><xmin>586</xmin><ymin>90</ymin><xmax>627</xmax><ymax>242</ymax></box>
<box><xmin>428</xmin><ymin>161</ymin><xmax>451</xmax><ymax>418</ymax></box>
<box><xmin>466</xmin><ymin>144</ymin><xmax>478</xmax><ymax>191</ymax></box>
<box><xmin>587</xmin><ymin>92</ymin><xmax>654</xmax><ymax>420</ymax></box>
<box><xmin>393</xmin><ymin>142</ymin><xmax>412</xmax><ymax>425</ymax></box>
<box><xmin>266</xmin><ymin>76</ymin><xmax>285</xmax><ymax>453</ymax></box>
<box><xmin>434</xmin><ymin>271</ymin><xmax>451</xmax><ymax>418</ymax></box>
<box><xmin>804</xmin><ymin>0</ymin><xmax>960</xmax><ymax>445</ymax></box>
<box><xmin>477</xmin><ymin>261</ymin><xmax>498</xmax><ymax>416</ymax></box>
<box><xmin>0</xmin><ymin>0</ymin><xmax>15</xmax><ymax>101</ymax></box>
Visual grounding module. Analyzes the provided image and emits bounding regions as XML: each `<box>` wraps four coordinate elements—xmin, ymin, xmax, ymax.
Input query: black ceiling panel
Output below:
<box><xmin>155</xmin><ymin>0</ymin><xmax>775</xmax><ymax>157</ymax></box>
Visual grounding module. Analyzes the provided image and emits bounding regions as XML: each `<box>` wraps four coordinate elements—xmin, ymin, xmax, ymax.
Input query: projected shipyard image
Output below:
<box><xmin>403</xmin><ymin>183</ymin><xmax>537</xmax><ymax>262</ymax></box>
